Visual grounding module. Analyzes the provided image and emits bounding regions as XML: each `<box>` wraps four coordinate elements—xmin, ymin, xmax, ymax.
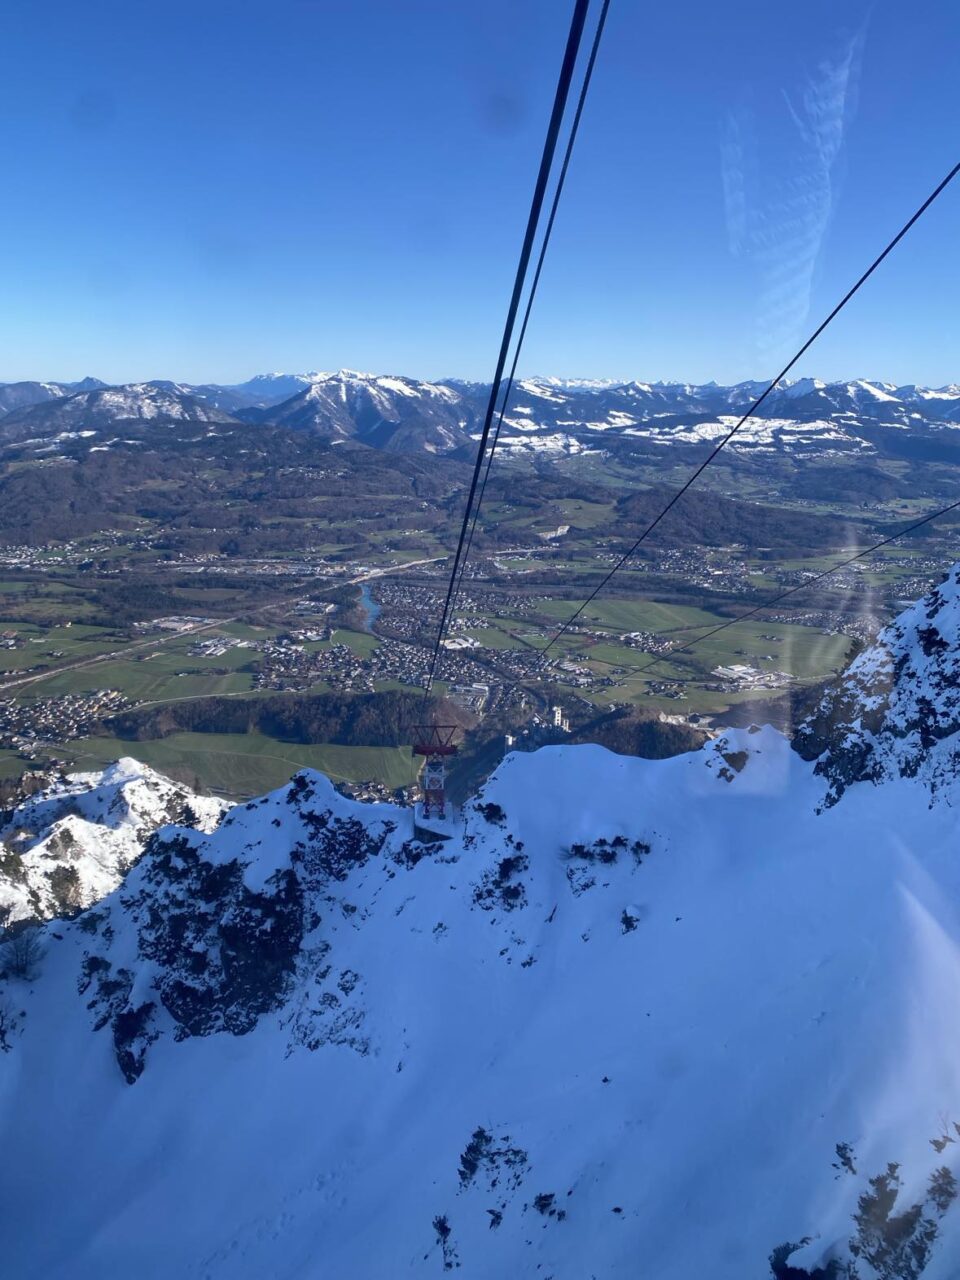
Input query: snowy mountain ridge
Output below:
<box><xmin>0</xmin><ymin>383</ymin><xmax>236</xmax><ymax>444</ymax></box>
<box><xmin>0</xmin><ymin>758</ymin><xmax>229</xmax><ymax>926</ymax></box>
<box><xmin>5</xmin><ymin>371</ymin><xmax>960</xmax><ymax>459</ymax></box>
<box><xmin>4</xmin><ymin>575</ymin><xmax>960</xmax><ymax>1277</ymax></box>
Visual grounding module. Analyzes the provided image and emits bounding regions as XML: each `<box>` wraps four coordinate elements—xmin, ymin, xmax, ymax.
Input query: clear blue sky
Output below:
<box><xmin>3</xmin><ymin>0</ymin><xmax>959</xmax><ymax>386</ymax></box>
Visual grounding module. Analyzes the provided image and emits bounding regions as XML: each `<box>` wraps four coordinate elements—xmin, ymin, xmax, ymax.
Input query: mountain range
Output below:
<box><xmin>4</xmin><ymin>569</ymin><xmax>960</xmax><ymax>1277</ymax></box>
<box><xmin>4</xmin><ymin>371</ymin><xmax>960</xmax><ymax>461</ymax></box>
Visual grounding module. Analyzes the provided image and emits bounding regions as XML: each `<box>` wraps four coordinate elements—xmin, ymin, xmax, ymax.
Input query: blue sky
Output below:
<box><xmin>2</xmin><ymin>0</ymin><xmax>958</xmax><ymax>386</ymax></box>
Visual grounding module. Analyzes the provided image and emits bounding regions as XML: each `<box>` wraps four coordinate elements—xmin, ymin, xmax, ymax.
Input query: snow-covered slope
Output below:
<box><xmin>227</xmin><ymin>371</ymin><xmax>333</xmax><ymax>404</ymax></box>
<box><xmin>2</xmin><ymin>735</ymin><xmax>960</xmax><ymax>1270</ymax></box>
<box><xmin>0</xmin><ymin>758</ymin><xmax>230</xmax><ymax>925</ymax></box>
<box><xmin>5</xmin><ymin>577</ymin><xmax>960</xmax><ymax>1277</ymax></box>
<box><xmin>0</xmin><ymin>383</ymin><xmax>238</xmax><ymax>442</ymax></box>
<box><xmin>261</xmin><ymin>369</ymin><xmax>472</xmax><ymax>452</ymax></box>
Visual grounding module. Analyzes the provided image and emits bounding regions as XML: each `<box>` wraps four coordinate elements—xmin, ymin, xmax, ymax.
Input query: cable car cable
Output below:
<box><xmin>487</xmin><ymin>478</ymin><xmax>960</xmax><ymax>705</ymax></box>
<box><xmin>482</xmin><ymin>496</ymin><xmax>960</xmax><ymax>698</ymax></box>
<box><xmin>617</xmin><ymin>495</ymin><xmax>960</xmax><ymax>677</ymax></box>
<box><xmin>448</xmin><ymin>0</ymin><xmax>612</xmax><ymax>620</ymax></box>
<box><xmin>524</xmin><ymin>158</ymin><xmax>960</xmax><ymax>670</ymax></box>
<box><xmin>422</xmin><ymin>0</ymin><xmax>593</xmax><ymax>701</ymax></box>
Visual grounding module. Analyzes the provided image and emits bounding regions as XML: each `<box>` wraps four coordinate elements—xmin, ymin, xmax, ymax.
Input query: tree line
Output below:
<box><xmin>102</xmin><ymin>689</ymin><xmax>465</xmax><ymax>748</ymax></box>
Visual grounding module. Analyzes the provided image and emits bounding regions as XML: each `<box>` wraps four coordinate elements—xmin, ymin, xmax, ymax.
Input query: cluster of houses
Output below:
<box><xmin>620</xmin><ymin>630</ymin><xmax>676</xmax><ymax>656</ymax></box>
<box><xmin>0</xmin><ymin>689</ymin><xmax>130</xmax><ymax>755</ymax></box>
<box><xmin>188</xmin><ymin>636</ymin><xmax>255</xmax><ymax>659</ymax></box>
<box><xmin>256</xmin><ymin>640</ymin><xmax>374</xmax><ymax>694</ymax></box>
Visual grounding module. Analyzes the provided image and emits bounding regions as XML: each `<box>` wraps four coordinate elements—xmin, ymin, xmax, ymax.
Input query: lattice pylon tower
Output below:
<box><xmin>411</xmin><ymin>723</ymin><xmax>458</xmax><ymax>820</ymax></box>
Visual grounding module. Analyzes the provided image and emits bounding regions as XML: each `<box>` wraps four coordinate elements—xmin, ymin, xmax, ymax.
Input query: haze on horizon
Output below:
<box><xmin>3</xmin><ymin>0</ymin><xmax>959</xmax><ymax>388</ymax></box>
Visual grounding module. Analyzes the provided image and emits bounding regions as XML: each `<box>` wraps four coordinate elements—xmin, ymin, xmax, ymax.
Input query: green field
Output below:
<box><xmin>0</xmin><ymin>622</ymin><xmax>126</xmax><ymax>674</ymax></box>
<box><xmin>331</xmin><ymin>629</ymin><xmax>380</xmax><ymax>658</ymax></box>
<box><xmin>0</xmin><ymin>749</ymin><xmax>33</xmax><ymax>780</ymax></box>
<box><xmin>63</xmin><ymin>732</ymin><xmax>419</xmax><ymax>798</ymax></box>
<box><xmin>21</xmin><ymin>652</ymin><xmax>255</xmax><ymax>702</ymax></box>
<box><xmin>532</xmin><ymin>597</ymin><xmax>724</xmax><ymax>634</ymax></box>
<box><xmin>0</xmin><ymin>515</ymin><xmax>944</xmax><ymax>800</ymax></box>
<box><xmin>462</xmin><ymin>624</ymin><xmax>527</xmax><ymax>651</ymax></box>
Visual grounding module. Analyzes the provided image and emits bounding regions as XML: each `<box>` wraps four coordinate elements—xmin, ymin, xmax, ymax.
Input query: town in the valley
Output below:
<box><xmin>0</xmin><ymin>525</ymin><xmax>953</xmax><ymax>785</ymax></box>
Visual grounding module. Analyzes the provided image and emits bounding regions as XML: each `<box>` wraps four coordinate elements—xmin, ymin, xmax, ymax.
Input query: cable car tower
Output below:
<box><xmin>411</xmin><ymin>722</ymin><xmax>459</xmax><ymax>842</ymax></box>
<box><xmin>412</xmin><ymin>723</ymin><xmax>458</xmax><ymax>819</ymax></box>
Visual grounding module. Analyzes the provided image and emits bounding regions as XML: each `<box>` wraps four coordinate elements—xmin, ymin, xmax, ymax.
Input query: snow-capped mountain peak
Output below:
<box><xmin>0</xmin><ymin>759</ymin><xmax>230</xmax><ymax>926</ymax></box>
<box><xmin>6</xmin><ymin>372</ymin><xmax>960</xmax><ymax>458</ymax></box>
<box><xmin>781</xmin><ymin>376</ymin><xmax>827</xmax><ymax>398</ymax></box>
<box><xmin>261</xmin><ymin>369</ymin><xmax>472</xmax><ymax>450</ymax></box>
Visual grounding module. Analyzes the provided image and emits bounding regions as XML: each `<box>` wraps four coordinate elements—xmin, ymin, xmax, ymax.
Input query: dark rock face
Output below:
<box><xmin>81</xmin><ymin>832</ymin><xmax>304</xmax><ymax>1080</ymax></box>
<box><xmin>139</xmin><ymin>836</ymin><xmax>304</xmax><ymax>1040</ymax></box>
<box><xmin>457</xmin><ymin>1127</ymin><xmax>528</xmax><ymax>1192</ymax></box>
<box><xmin>76</xmin><ymin>773</ymin><xmax>394</xmax><ymax>1082</ymax></box>
<box><xmin>473</xmin><ymin>854</ymin><xmax>529</xmax><ymax>912</ymax></box>
<box><xmin>795</xmin><ymin>566</ymin><xmax>960</xmax><ymax>806</ymax></box>
<box><xmin>292</xmin><ymin>811</ymin><xmax>389</xmax><ymax>890</ymax></box>
<box><xmin>113</xmin><ymin>1002</ymin><xmax>158</xmax><ymax>1084</ymax></box>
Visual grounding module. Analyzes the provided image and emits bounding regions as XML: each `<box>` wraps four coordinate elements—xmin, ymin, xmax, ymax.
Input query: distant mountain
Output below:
<box><xmin>68</xmin><ymin>376</ymin><xmax>109</xmax><ymax>392</ymax></box>
<box><xmin>5</xmin><ymin>371</ymin><xmax>960</xmax><ymax>462</ymax></box>
<box><xmin>242</xmin><ymin>372</ymin><xmax>960</xmax><ymax>460</ymax></box>
<box><xmin>0</xmin><ymin>383</ymin><xmax>239</xmax><ymax>442</ymax></box>
<box><xmin>0</xmin><ymin>377</ymin><xmax>108</xmax><ymax>418</ymax></box>
<box><xmin>226</xmin><ymin>371</ymin><xmax>332</xmax><ymax>405</ymax></box>
<box><xmin>254</xmin><ymin>369</ymin><xmax>474</xmax><ymax>452</ymax></box>
<box><xmin>0</xmin><ymin>381</ymin><xmax>71</xmax><ymax>417</ymax></box>
<box><xmin>139</xmin><ymin>380</ymin><xmax>257</xmax><ymax>416</ymax></box>
<box><xmin>486</xmin><ymin>376</ymin><xmax>960</xmax><ymax>461</ymax></box>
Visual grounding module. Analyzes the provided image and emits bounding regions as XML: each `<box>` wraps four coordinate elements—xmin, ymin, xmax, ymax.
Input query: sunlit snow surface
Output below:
<box><xmin>3</xmin><ymin>725</ymin><xmax>960</xmax><ymax>1278</ymax></box>
<box><xmin>0</xmin><ymin>758</ymin><xmax>229</xmax><ymax>925</ymax></box>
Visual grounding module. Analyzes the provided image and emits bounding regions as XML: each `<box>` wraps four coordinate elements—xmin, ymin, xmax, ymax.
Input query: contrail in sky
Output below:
<box><xmin>722</xmin><ymin>26</ymin><xmax>868</xmax><ymax>366</ymax></box>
